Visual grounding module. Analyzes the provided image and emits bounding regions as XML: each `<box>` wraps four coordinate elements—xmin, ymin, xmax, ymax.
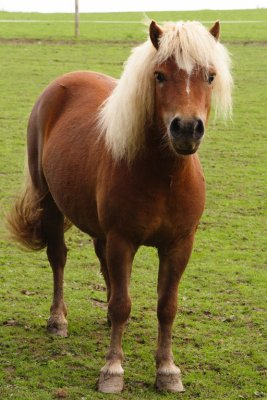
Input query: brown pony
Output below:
<box><xmin>7</xmin><ymin>20</ymin><xmax>232</xmax><ymax>393</ymax></box>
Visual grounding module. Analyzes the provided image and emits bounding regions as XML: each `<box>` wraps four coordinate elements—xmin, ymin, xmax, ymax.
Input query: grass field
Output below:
<box><xmin>0</xmin><ymin>9</ymin><xmax>266</xmax><ymax>400</ymax></box>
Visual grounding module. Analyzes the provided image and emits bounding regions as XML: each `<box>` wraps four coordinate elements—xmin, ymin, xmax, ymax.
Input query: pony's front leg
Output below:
<box><xmin>156</xmin><ymin>235</ymin><xmax>195</xmax><ymax>392</ymax></box>
<box><xmin>98</xmin><ymin>233</ymin><xmax>136</xmax><ymax>393</ymax></box>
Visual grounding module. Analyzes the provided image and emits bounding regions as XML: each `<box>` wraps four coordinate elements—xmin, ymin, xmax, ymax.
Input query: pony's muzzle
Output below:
<box><xmin>169</xmin><ymin>117</ymin><xmax>205</xmax><ymax>155</ymax></box>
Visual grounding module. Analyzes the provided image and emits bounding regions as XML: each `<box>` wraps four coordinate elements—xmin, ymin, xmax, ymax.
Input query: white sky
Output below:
<box><xmin>0</xmin><ymin>0</ymin><xmax>266</xmax><ymax>13</ymax></box>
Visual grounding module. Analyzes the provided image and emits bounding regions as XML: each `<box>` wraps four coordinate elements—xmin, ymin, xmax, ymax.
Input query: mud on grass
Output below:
<box><xmin>0</xmin><ymin>9</ymin><xmax>267</xmax><ymax>400</ymax></box>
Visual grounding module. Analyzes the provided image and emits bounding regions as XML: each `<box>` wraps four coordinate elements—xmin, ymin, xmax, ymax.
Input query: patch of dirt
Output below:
<box><xmin>54</xmin><ymin>389</ymin><xmax>68</xmax><ymax>399</ymax></box>
<box><xmin>90</xmin><ymin>297</ymin><xmax>107</xmax><ymax>309</ymax></box>
<box><xmin>88</xmin><ymin>283</ymin><xmax>106</xmax><ymax>292</ymax></box>
<box><xmin>2</xmin><ymin>319</ymin><xmax>20</xmax><ymax>326</ymax></box>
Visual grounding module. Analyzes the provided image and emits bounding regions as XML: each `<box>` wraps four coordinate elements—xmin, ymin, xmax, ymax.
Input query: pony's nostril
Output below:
<box><xmin>193</xmin><ymin>119</ymin><xmax>204</xmax><ymax>139</ymax></box>
<box><xmin>170</xmin><ymin>117</ymin><xmax>182</xmax><ymax>137</ymax></box>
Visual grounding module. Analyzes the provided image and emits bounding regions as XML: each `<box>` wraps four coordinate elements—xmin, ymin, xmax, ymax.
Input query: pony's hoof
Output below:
<box><xmin>98</xmin><ymin>371</ymin><xmax>124</xmax><ymax>393</ymax></box>
<box><xmin>156</xmin><ymin>372</ymin><xmax>185</xmax><ymax>393</ymax></box>
<box><xmin>47</xmin><ymin>316</ymin><xmax>68</xmax><ymax>337</ymax></box>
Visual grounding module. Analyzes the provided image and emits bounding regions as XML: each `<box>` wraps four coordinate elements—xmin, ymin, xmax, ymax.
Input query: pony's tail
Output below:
<box><xmin>6</xmin><ymin>167</ymin><xmax>47</xmax><ymax>251</ymax></box>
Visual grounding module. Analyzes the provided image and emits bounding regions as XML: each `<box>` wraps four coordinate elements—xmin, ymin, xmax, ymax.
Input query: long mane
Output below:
<box><xmin>98</xmin><ymin>21</ymin><xmax>233</xmax><ymax>162</ymax></box>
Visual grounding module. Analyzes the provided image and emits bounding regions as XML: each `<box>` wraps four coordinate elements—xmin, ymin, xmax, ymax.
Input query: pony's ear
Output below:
<box><xmin>209</xmin><ymin>21</ymin><xmax>220</xmax><ymax>41</ymax></box>
<box><xmin>149</xmin><ymin>21</ymin><xmax>163</xmax><ymax>50</ymax></box>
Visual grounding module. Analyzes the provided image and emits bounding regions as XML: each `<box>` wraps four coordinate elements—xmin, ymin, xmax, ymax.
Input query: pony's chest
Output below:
<box><xmin>100</xmin><ymin>169</ymin><xmax>205</xmax><ymax>247</ymax></box>
<box><xmin>142</xmin><ymin>181</ymin><xmax>205</xmax><ymax>245</ymax></box>
<box><xmin>97</xmin><ymin>153</ymin><xmax>206</xmax><ymax>247</ymax></box>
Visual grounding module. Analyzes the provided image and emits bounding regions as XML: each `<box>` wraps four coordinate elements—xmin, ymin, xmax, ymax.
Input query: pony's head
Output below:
<box><xmin>99</xmin><ymin>20</ymin><xmax>233</xmax><ymax>161</ymax></box>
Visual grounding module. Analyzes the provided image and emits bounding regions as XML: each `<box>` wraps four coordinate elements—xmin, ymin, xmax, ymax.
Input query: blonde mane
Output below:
<box><xmin>98</xmin><ymin>21</ymin><xmax>233</xmax><ymax>162</ymax></box>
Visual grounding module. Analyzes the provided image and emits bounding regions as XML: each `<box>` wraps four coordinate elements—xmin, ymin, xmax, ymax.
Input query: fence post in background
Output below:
<box><xmin>75</xmin><ymin>0</ymin><xmax>79</xmax><ymax>37</ymax></box>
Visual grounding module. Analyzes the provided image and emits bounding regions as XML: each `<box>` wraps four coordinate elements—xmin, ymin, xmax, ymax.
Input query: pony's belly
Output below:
<box><xmin>53</xmin><ymin>191</ymin><xmax>104</xmax><ymax>238</ymax></box>
<box><xmin>65</xmin><ymin>207</ymin><xmax>104</xmax><ymax>238</ymax></box>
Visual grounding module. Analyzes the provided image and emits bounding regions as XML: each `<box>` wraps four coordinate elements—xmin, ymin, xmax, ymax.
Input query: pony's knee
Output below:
<box><xmin>108</xmin><ymin>294</ymin><xmax>131</xmax><ymax>324</ymax></box>
<box><xmin>157</xmin><ymin>295</ymin><xmax>178</xmax><ymax>325</ymax></box>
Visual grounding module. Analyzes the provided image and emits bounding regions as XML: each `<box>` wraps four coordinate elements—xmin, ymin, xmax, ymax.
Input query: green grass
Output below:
<box><xmin>0</xmin><ymin>10</ymin><xmax>266</xmax><ymax>400</ymax></box>
<box><xmin>0</xmin><ymin>9</ymin><xmax>267</xmax><ymax>41</ymax></box>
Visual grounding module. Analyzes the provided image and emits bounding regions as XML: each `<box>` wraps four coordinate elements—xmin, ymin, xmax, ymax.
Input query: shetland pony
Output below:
<box><xmin>7</xmin><ymin>20</ymin><xmax>232</xmax><ymax>393</ymax></box>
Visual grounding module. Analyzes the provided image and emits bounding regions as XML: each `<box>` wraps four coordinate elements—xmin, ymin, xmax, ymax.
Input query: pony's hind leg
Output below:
<box><xmin>93</xmin><ymin>238</ymin><xmax>111</xmax><ymax>325</ymax></box>
<box><xmin>42</xmin><ymin>195</ymin><xmax>68</xmax><ymax>337</ymax></box>
<box><xmin>6</xmin><ymin>165</ymin><xmax>68</xmax><ymax>336</ymax></box>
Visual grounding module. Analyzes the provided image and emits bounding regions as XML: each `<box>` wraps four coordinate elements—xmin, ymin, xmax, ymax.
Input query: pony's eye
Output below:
<box><xmin>154</xmin><ymin>72</ymin><xmax>166</xmax><ymax>83</ymax></box>
<box><xmin>207</xmin><ymin>74</ymin><xmax>216</xmax><ymax>84</ymax></box>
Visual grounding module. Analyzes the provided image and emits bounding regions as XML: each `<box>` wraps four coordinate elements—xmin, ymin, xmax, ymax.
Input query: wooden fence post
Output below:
<box><xmin>75</xmin><ymin>0</ymin><xmax>79</xmax><ymax>37</ymax></box>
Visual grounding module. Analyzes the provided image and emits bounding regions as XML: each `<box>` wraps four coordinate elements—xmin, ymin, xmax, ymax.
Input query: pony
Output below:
<box><xmin>7</xmin><ymin>20</ymin><xmax>232</xmax><ymax>393</ymax></box>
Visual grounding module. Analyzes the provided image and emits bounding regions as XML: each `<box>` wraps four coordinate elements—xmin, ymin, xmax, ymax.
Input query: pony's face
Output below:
<box><xmin>153</xmin><ymin>60</ymin><xmax>214</xmax><ymax>155</ymax></box>
<box><xmin>150</xmin><ymin>20</ymin><xmax>220</xmax><ymax>156</ymax></box>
